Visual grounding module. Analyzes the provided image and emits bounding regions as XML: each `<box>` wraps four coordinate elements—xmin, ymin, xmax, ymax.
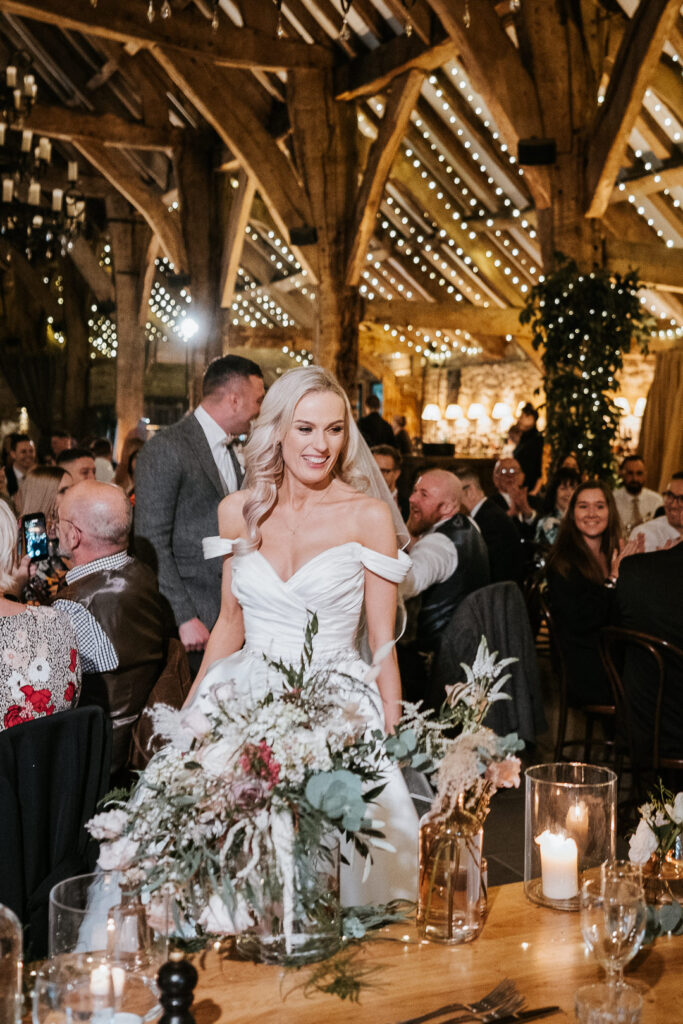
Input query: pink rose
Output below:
<box><xmin>485</xmin><ymin>756</ymin><xmax>521</xmax><ymax>791</ymax></box>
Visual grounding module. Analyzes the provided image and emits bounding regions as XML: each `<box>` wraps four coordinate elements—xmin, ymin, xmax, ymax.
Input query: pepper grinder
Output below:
<box><xmin>157</xmin><ymin>952</ymin><xmax>198</xmax><ymax>1024</ymax></box>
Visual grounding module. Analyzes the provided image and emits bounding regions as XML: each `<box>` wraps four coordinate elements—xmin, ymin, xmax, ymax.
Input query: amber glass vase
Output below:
<box><xmin>417</xmin><ymin>805</ymin><xmax>486</xmax><ymax>944</ymax></box>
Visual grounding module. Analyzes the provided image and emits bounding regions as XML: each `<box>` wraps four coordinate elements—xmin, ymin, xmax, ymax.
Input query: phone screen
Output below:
<box><xmin>22</xmin><ymin>513</ymin><xmax>49</xmax><ymax>561</ymax></box>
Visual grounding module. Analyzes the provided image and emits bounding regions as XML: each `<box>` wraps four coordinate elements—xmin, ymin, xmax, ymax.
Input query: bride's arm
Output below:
<box><xmin>183</xmin><ymin>494</ymin><xmax>247</xmax><ymax>705</ymax></box>
<box><xmin>361</xmin><ymin>501</ymin><xmax>402</xmax><ymax>733</ymax></box>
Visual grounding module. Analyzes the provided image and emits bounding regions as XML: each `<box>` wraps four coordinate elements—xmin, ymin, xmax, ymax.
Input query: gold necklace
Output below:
<box><xmin>279</xmin><ymin>488</ymin><xmax>332</xmax><ymax>537</ymax></box>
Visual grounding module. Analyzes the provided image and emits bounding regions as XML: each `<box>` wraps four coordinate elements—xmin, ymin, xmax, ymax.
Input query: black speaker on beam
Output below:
<box><xmin>289</xmin><ymin>226</ymin><xmax>318</xmax><ymax>246</ymax></box>
<box><xmin>517</xmin><ymin>138</ymin><xmax>557</xmax><ymax>165</ymax></box>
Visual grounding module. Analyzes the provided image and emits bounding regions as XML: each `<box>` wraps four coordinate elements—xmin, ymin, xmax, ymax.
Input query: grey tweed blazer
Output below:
<box><xmin>134</xmin><ymin>414</ymin><xmax>242</xmax><ymax>630</ymax></box>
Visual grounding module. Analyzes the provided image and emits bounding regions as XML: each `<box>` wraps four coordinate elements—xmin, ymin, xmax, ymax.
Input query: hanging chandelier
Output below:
<box><xmin>88</xmin><ymin>0</ymin><xmax>223</xmax><ymax>30</ymax></box>
<box><xmin>0</xmin><ymin>51</ymin><xmax>37</xmax><ymax>128</ymax></box>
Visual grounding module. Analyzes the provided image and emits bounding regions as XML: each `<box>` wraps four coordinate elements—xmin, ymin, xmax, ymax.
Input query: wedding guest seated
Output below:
<box><xmin>491</xmin><ymin>458</ymin><xmax>540</xmax><ymax>538</ymax></box>
<box><xmin>613</xmin><ymin>455</ymin><xmax>661</xmax><ymax>534</ymax></box>
<box><xmin>546</xmin><ymin>481</ymin><xmax>627</xmax><ymax>707</ymax></box>
<box><xmin>15</xmin><ymin>465</ymin><xmax>70</xmax><ymax>603</ymax></box>
<box><xmin>615</xmin><ymin>540</ymin><xmax>683</xmax><ymax>763</ymax></box>
<box><xmin>629</xmin><ymin>472</ymin><xmax>683</xmax><ymax>552</ymax></box>
<box><xmin>56</xmin><ymin>447</ymin><xmax>96</xmax><ymax>485</ymax></box>
<box><xmin>458</xmin><ymin>468</ymin><xmax>524</xmax><ymax>584</ymax></box>
<box><xmin>0</xmin><ymin>501</ymin><xmax>80</xmax><ymax>731</ymax></box>
<box><xmin>534</xmin><ymin>467</ymin><xmax>580</xmax><ymax>548</ymax></box>
<box><xmin>52</xmin><ymin>481</ymin><xmax>176</xmax><ymax>779</ymax></box>
<box><xmin>372</xmin><ymin>444</ymin><xmax>407</xmax><ymax>521</ymax></box>
<box><xmin>398</xmin><ymin>470</ymin><xmax>490</xmax><ymax>705</ymax></box>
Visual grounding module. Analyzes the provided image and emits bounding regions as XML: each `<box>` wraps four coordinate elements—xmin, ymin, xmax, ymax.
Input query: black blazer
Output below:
<box><xmin>357</xmin><ymin>411</ymin><xmax>395</xmax><ymax>448</ymax></box>
<box><xmin>615</xmin><ymin>545</ymin><xmax>683</xmax><ymax>759</ymax></box>
<box><xmin>473</xmin><ymin>498</ymin><xmax>525</xmax><ymax>584</ymax></box>
<box><xmin>546</xmin><ymin>566</ymin><xmax>614</xmax><ymax>706</ymax></box>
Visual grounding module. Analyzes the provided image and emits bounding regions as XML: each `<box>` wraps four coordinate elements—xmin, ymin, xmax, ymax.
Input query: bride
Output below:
<box><xmin>186</xmin><ymin>365</ymin><xmax>418</xmax><ymax>904</ymax></box>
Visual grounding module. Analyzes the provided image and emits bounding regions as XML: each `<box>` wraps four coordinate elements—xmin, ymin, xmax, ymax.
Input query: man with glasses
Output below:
<box><xmin>629</xmin><ymin>472</ymin><xmax>683</xmax><ymax>551</ymax></box>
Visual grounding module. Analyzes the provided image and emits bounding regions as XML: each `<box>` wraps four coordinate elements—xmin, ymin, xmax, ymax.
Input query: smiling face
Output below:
<box><xmin>556</xmin><ymin>479</ymin><xmax>578</xmax><ymax>514</ymax></box>
<box><xmin>572</xmin><ymin>487</ymin><xmax>609</xmax><ymax>541</ymax></box>
<box><xmin>663</xmin><ymin>478</ymin><xmax>683</xmax><ymax>532</ymax></box>
<box><xmin>622</xmin><ymin>458</ymin><xmax>646</xmax><ymax>495</ymax></box>
<box><xmin>280</xmin><ymin>390</ymin><xmax>346</xmax><ymax>486</ymax></box>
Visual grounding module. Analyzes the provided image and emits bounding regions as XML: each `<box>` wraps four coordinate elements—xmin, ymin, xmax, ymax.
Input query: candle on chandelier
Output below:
<box><xmin>13</xmin><ymin>88</ymin><xmax>22</xmax><ymax>111</ymax></box>
<box><xmin>5</xmin><ymin>66</ymin><xmax>17</xmax><ymax>87</ymax></box>
<box><xmin>0</xmin><ymin>123</ymin><xmax>5</xmax><ymax>146</ymax></box>
<box><xmin>23</xmin><ymin>73</ymin><xmax>35</xmax><ymax>97</ymax></box>
<box><xmin>51</xmin><ymin>188</ymin><xmax>63</xmax><ymax>212</ymax></box>
<box><xmin>28</xmin><ymin>181</ymin><xmax>41</xmax><ymax>206</ymax></box>
<box><xmin>21</xmin><ymin>130</ymin><xmax>32</xmax><ymax>152</ymax></box>
<box><xmin>2</xmin><ymin>179</ymin><xmax>13</xmax><ymax>203</ymax></box>
<box><xmin>68</xmin><ymin>161</ymin><xmax>78</xmax><ymax>182</ymax></box>
<box><xmin>38</xmin><ymin>137</ymin><xmax>51</xmax><ymax>162</ymax></box>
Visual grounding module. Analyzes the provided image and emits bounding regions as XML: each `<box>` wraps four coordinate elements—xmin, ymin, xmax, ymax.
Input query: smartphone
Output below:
<box><xmin>21</xmin><ymin>512</ymin><xmax>49</xmax><ymax>561</ymax></box>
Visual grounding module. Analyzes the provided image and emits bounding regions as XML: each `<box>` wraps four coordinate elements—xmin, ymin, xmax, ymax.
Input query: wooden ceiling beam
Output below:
<box><xmin>650</xmin><ymin>54</ymin><xmax>683</xmax><ymax>127</ymax></box>
<box><xmin>153</xmin><ymin>50</ymin><xmax>316</xmax><ymax>277</ymax></box>
<box><xmin>610</xmin><ymin>162</ymin><xmax>683</xmax><ymax>202</ymax></box>
<box><xmin>361</xmin><ymin>298</ymin><xmax>529</xmax><ymax>335</ymax></box>
<box><xmin>605</xmin><ymin>238</ymin><xmax>683</xmax><ymax>295</ymax></box>
<box><xmin>0</xmin><ymin>239</ymin><xmax>61</xmax><ymax>319</ymax></box>
<box><xmin>346</xmin><ymin>69</ymin><xmax>425</xmax><ymax>287</ymax></box>
<box><xmin>425</xmin><ymin>0</ymin><xmax>550</xmax><ymax>208</ymax></box>
<box><xmin>0</xmin><ymin>0</ymin><xmax>333</xmax><ymax>70</ymax></box>
<box><xmin>19</xmin><ymin>103</ymin><xmax>178</xmax><ymax>151</ymax></box>
<box><xmin>219</xmin><ymin>169</ymin><xmax>256</xmax><ymax>309</ymax></box>
<box><xmin>334</xmin><ymin>31</ymin><xmax>455</xmax><ymax>101</ymax></box>
<box><xmin>68</xmin><ymin>236</ymin><xmax>115</xmax><ymax>303</ymax></box>
<box><xmin>226</xmin><ymin>325</ymin><xmax>313</xmax><ymax>348</ymax></box>
<box><xmin>585</xmin><ymin>0</ymin><xmax>680</xmax><ymax>218</ymax></box>
<box><xmin>74</xmin><ymin>140</ymin><xmax>188</xmax><ymax>273</ymax></box>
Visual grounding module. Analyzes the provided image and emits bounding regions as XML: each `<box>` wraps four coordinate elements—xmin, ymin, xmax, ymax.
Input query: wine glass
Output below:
<box><xmin>33</xmin><ymin>955</ymin><xmax>115</xmax><ymax>1024</ymax></box>
<box><xmin>576</xmin><ymin>876</ymin><xmax>646</xmax><ymax>1023</ymax></box>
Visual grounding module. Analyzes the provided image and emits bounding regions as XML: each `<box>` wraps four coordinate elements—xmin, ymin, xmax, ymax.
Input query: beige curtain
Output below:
<box><xmin>639</xmin><ymin>349</ymin><xmax>683</xmax><ymax>491</ymax></box>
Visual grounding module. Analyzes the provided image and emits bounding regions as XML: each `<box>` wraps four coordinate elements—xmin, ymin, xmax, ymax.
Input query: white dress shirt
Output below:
<box><xmin>400</xmin><ymin>520</ymin><xmax>460</xmax><ymax>600</ymax></box>
<box><xmin>194</xmin><ymin>404</ymin><xmax>239</xmax><ymax>494</ymax></box>
<box><xmin>613</xmin><ymin>486</ymin><xmax>662</xmax><ymax>530</ymax></box>
<box><xmin>629</xmin><ymin>517</ymin><xmax>680</xmax><ymax>552</ymax></box>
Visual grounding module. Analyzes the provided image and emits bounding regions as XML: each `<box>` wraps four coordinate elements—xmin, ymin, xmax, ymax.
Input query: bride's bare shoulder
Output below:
<box><xmin>217</xmin><ymin>490</ymin><xmax>250</xmax><ymax>538</ymax></box>
<box><xmin>333</xmin><ymin>484</ymin><xmax>394</xmax><ymax>529</ymax></box>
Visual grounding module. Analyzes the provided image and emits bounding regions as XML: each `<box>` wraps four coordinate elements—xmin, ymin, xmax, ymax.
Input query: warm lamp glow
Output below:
<box><xmin>492</xmin><ymin>402</ymin><xmax>511</xmax><ymax>420</ymax></box>
<box><xmin>421</xmin><ymin>403</ymin><xmax>441</xmax><ymax>421</ymax></box>
<box><xmin>445</xmin><ymin>403</ymin><xmax>463</xmax><ymax>420</ymax></box>
<box><xmin>614</xmin><ymin>396</ymin><xmax>631</xmax><ymax>415</ymax></box>
<box><xmin>467</xmin><ymin>403</ymin><xmax>486</xmax><ymax>420</ymax></box>
<box><xmin>634</xmin><ymin>397</ymin><xmax>647</xmax><ymax>418</ymax></box>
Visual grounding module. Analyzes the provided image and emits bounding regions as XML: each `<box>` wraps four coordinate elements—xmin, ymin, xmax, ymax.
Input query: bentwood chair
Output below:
<box><xmin>600</xmin><ymin>627</ymin><xmax>683</xmax><ymax>793</ymax></box>
<box><xmin>538</xmin><ymin>589</ymin><xmax>616</xmax><ymax>764</ymax></box>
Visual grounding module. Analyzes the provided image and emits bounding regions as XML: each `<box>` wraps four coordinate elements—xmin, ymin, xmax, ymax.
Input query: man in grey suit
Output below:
<box><xmin>134</xmin><ymin>354</ymin><xmax>264</xmax><ymax>671</ymax></box>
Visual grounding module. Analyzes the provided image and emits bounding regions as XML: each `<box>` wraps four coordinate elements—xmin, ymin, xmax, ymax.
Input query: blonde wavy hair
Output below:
<box><xmin>16</xmin><ymin>465</ymin><xmax>66</xmax><ymax>522</ymax></box>
<box><xmin>0</xmin><ymin>499</ymin><xmax>18</xmax><ymax>594</ymax></box>
<box><xmin>242</xmin><ymin>366</ymin><xmax>365</xmax><ymax>542</ymax></box>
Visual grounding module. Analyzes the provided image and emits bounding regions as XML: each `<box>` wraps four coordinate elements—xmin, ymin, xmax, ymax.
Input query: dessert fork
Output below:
<box><xmin>393</xmin><ymin>978</ymin><xmax>521</xmax><ymax>1024</ymax></box>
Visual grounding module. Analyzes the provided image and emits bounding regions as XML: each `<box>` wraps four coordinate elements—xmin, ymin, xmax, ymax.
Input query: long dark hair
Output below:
<box><xmin>546</xmin><ymin>480</ymin><xmax>621</xmax><ymax>584</ymax></box>
<box><xmin>540</xmin><ymin>466</ymin><xmax>580</xmax><ymax>516</ymax></box>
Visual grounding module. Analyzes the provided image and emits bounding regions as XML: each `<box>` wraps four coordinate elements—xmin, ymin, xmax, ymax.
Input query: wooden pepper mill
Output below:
<box><xmin>158</xmin><ymin>951</ymin><xmax>199</xmax><ymax>1024</ymax></box>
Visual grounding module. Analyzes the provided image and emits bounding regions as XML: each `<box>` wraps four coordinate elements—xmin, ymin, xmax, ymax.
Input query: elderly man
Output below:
<box><xmin>458</xmin><ymin>468</ymin><xmax>524</xmax><ymax>584</ymax></box>
<box><xmin>629</xmin><ymin>472</ymin><xmax>683</xmax><ymax>551</ymax></box>
<box><xmin>613</xmin><ymin>455</ymin><xmax>661</xmax><ymax>532</ymax></box>
<box><xmin>135</xmin><ymin>355</ymin><xmax>264</xmax><ymax>672</ymax></box>
<box><xmin>491</xmin><ymin>457</ymin><xmax>538</xmax><ymax>541</ymax></box>
<box><xmin>53</xmin><ymin>481</ymin><xmax>175</xmax><ymax>778</ymax></box>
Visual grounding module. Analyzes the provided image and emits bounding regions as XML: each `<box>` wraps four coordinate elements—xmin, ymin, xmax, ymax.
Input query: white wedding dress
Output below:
<box><xmin>193</xmin><ymin>539</ymin><xmax>419</xmax><ymax>906</ymax></box>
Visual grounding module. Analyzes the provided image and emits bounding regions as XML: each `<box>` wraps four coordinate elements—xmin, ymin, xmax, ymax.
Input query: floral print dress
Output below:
<box><xmin>0</xmin><ymin>605</ymin><xmax>81</xmax><ymax>731</ymax></box>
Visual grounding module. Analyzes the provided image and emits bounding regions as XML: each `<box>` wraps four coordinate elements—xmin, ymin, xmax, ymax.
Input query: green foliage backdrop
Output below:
<box><xmin>520</xmin><ymin>257</ymin><xmax>654</xmax><ymax>480</ymax></box>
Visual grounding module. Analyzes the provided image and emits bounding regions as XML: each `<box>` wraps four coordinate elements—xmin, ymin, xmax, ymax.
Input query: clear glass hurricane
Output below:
<box><xmin>577</xmin><ymin>876</ymin><xmax>646</xmax><ymax>1022</ymax></box>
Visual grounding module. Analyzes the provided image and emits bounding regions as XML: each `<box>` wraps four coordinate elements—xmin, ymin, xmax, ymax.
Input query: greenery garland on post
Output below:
<box><xmin>519</xmin><ymin>256</ymin><xmax>654</xmax><ymax>480</ymax></box>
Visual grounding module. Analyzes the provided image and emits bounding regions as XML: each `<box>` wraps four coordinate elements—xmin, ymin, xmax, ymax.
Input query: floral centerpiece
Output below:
<box><xmin>628</xmin><ymin>783</ymin><xmax>683</xmax><ymax>937</ymax></box>
<box><xmin>88</xmin><ymin>617</ymin><xmax>397</xmax><ymax>965</ymax></box>
<box><xmin>390</xmin><ymin>640</ymin><xmax>524</xmax><ymax>944</ymax></box>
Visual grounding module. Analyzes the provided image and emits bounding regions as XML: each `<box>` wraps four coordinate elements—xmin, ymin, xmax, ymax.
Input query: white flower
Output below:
<box><xmin>27</xmin><ymin>657</ymin><xmax>50</xmax><ymax>684</ymax></box>
<box><xmin>197</xmin><ymin>893</ymin><xmax>252</xmax><ymax>935</ymax></box>
<box><xmin>671</xmin><ymin>793</ymin><xmax>683</xmax><ymax>825</ymax></box>
<box><xmin>628</xmin><ymin>819</ymin><xmax>658</xmax><ymax>864</ymax></box>
<box><xmin>87</xmin><ymin>809</ymin><xmax>129</xmax><ymax>840</ymax></box>
<box><xmin>98</xmin><ymin>836</ymin><xmax>139</xmax><ymax>871</ymax></box>
<box><xmin>196</xmin><ymin>737</ymin><xmax>237</xmax><ymax>777</ymax></box>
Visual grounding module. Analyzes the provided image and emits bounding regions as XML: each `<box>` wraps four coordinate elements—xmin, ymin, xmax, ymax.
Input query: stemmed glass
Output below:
<box><xmin>576</xmin><ymin>876</ymin><xmax>647</xmax><ymax>1023</ymax></box>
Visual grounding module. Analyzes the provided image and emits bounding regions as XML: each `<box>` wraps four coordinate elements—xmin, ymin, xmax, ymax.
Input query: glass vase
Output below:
<box><xmin>235</xmin><ymin>835</ymin><xmax>340</xmax><ymax>965</ymax></box>
<box><xmin>417</xmin><ymin>808</ymin><xmax>485</xmax><ymax>945</ymax></box>
<box><xmin>0</xmin><ymin>903</ymin><xmax>22</xmax><ymax>1024</ymax></box>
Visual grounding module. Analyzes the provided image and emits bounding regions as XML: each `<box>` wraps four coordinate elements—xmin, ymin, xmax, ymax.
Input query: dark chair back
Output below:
<box><xmin>0</xmin><ymin>706</ymin><xmax>112</xmax><ymax>958</ymax></box>
<box><xmin>600</xmin><ymin>626</ymin><xmax>683</xmax><ymax>778</ymax></box>
<box><xmin>538</xmin><ymin>588</ymin><xmax>569</xmax><ymax>760</ymax></box>
<box><xmin>129</xmin><ymin>636</ymin><xmax>192</xmax><ymax>771</ymax></box>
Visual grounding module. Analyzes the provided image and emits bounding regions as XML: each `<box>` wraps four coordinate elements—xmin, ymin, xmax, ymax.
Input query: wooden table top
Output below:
<box><xmin>189</xmin><ymin>882</ymin><xmax>683</xmax><ymax>1024</ymax></box>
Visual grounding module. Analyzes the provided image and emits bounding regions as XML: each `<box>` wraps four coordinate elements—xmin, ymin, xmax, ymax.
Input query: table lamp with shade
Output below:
<box><xmin>444</xmin><ymin>403</ymin><xmax>463</xmax><ymax>421</ymax></box>
<box><xmin>421</xmin><ymin>403</ymin><xmax>441</xmax><ymax>422</ymax></box>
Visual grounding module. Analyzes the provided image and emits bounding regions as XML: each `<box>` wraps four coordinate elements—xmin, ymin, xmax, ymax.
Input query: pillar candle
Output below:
<box><xmin>2</xmin><ymin>179</ymin><xmax>13</xmax><ymax>203</ymax></box>
<box><xmin>68</xmin><ymin>161</ymin><xmax>78</xmax><ymax>182</ymax></box>
<box><xmin>38</xmin><ymin>137</ymin><xmax>51</xmax><ymax>161</ymax></box>
<box><xmin>23</xmin><ymin>74</ymin><xmax>35</xmax><ymax>97</ymax></box>
<box><xmin>51</xmin><ymin>188</ymin><xmax>63</xmax><ymax>212</ymax></box>
<box><xmin>0</xmin><ymin>123</ymin><xmax>5</xmax><ymax>145</ymax></box>
<box><xmin>535</xmin><ymin>830</ymin><xmax>578</xmax><ymax>900</ymax></box>
<box><xmin>13</xmin><ymin>89</ymin><xmax>22</xmax><ymax>111</ymax></box>
<box><xmin>28</xmin><ymin>181</ymin><xmax>41</xmax><ymax>205</ymax></box>
<box><xmin>6</xmin><ymin>66</ymin><xmax>17</xmax><ymax>87</ymax></box>
<box><xmin>21</xmin><ymin>130</ymin><xmax>32</xmax><ymax>152</ymax></box>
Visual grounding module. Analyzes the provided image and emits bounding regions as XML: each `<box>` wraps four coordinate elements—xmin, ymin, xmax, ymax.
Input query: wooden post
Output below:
<box><xmin>60</xmin><ymin>257</ymin><xmax>90</xmax><ymax>438</ymax></box>
<box><xmin>106</xmin><ymin>194</ymin><xmax>148</xmax><ymax>459</ymax></box>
